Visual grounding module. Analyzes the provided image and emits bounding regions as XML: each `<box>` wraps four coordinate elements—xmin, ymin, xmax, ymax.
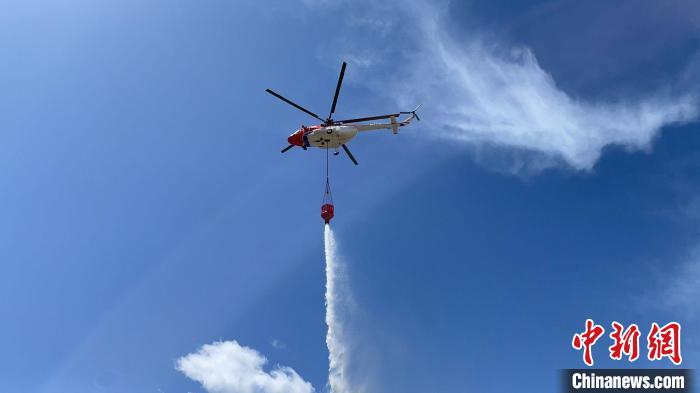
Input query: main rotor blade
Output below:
<box><xmin>328</xmin><ymin>62</ymin><xmax>347</xmax><ymax>120</ymax></box>
<box><xmin>265</xmin><ymin>89</ymin><xmax>325</xmax><ymax>123</ymax></box>
<box><xmin>341</xmin><ymin>144</ymin><xmax>358</xmax><ymax>165</ymax></box>
<box><xmin>281</xmin><ymin>145</ymin><xmax>294</xmax><ymax>153</ymax></box>
<box><xmin>335</xmin><ymin>113</ymin><xmax>400</xmax><ymax>124</ymax></box>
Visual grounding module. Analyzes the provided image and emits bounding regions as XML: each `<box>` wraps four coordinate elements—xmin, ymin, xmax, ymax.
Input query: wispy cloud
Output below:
<box><xmin>313</xmin><ymin>0</ymin><xmax>699</xmax><ymax>172</ymax></box>
<box><xmin>654</xmin><ymin>245</ymin><xmax>700</xmax><ymax>362</ymax></box>
<box><xmin>176</xmin><ymin>340</ymin><xmax>314</xmax><ymax>393</ymax></box>
<box><xmin>664</xmin><ymin>248</ymin><xmax>700</xmax><ymax>319</ymax></box>
<box><xmin>394</xmin><ymin>6</ymin><xmax>698</xmax><ymax>171</ymax></box>
<box><xmin>649</xmin><ymin>176</ymin><xmax>700</xmax><ymax>321</ymax></box>
<box><xmin>270</xmin><ymin>338</ymin><xmax>286</xmax><ymax>350</ymax></box>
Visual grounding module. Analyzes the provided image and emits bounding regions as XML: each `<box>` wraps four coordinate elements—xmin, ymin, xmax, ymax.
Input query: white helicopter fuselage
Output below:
<box><xmin>306</xmin><ymin>125</ymin><xmax>358</xmax><ymax>149</ymax></box>
<box><xmin>302</xmin><ymin>113</ymin><xmax>415</xmax><ymax>149</ymax></box>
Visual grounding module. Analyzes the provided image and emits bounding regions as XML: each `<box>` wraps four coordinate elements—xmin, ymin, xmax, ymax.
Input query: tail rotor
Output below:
<box><xmin>400</xmin><ymin>104</ymin><xmax>422</xmax><ymax>121</ymax></box>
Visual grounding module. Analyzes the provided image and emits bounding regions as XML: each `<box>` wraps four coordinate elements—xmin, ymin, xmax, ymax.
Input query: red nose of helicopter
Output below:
<box><xmin>287</xmin><ymin>129</ymin><xmax>304</xmax><ymax>146</ymax></box>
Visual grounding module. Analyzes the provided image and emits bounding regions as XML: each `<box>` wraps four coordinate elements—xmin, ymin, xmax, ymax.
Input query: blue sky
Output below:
<box><xmin>0</xmin><ymin>1</ymin><xmax>699</xmax><ymax>392</ymax></box>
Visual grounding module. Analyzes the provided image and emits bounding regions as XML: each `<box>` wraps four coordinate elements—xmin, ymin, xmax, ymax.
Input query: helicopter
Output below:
<box><xmin>266</xmin><ymin>61</ymin><xmax>420</xmax><ymax>165</ymax></box>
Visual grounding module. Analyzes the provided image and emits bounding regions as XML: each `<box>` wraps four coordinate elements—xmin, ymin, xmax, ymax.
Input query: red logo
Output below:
<box><xmin>572</xmin><ymin>320</ymin><xmax>682</xmax><ymax>366</ymax></box>
<box><xmin>647</xmin><ymin>322</ymin><xmax>682</xmax><ymax>365</ymax></box>
<box><xmin>572</xmin><ymin>319</ymin><xmax>605</xmax><ymax>366</ymax></box>
<box><xmin>609</xmin><ymin>322</ymin><xmax>640</xmax><ymax>362</ymax></box>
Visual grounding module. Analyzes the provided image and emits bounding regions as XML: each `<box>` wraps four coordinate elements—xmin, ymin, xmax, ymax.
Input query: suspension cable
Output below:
<box><xmin>326</xmin><ymin>144</ymin><xmax>329</xmax><ymax>181</ymax></box>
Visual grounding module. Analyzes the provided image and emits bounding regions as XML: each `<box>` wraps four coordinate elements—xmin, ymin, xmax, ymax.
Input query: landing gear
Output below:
<box><xmin>333</xmin><ymin>150</ymin><xmax>339</xmax><ymax>156</ymax></box>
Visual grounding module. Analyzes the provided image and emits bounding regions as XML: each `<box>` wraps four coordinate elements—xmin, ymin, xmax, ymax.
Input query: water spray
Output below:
<box><xmin>324</xmin><ymin>225</ymin><xmax>351</xmax><ymax>393</ymax></box>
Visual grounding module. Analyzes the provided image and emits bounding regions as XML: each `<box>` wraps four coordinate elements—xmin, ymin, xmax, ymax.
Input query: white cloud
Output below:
<box><xmin>664</xmin><ymin>247</ymin><xmax>700</xmax><ymax>319</ymax></box>
<box><xmin>393</xmin><ymin>7</ymin><xmax>699</xmax><ymax>171</ymax></box>
<box><xmin>409</xmin><ymin>11</ymin><xmax>698</xmax><ymax>169</ymax></box>
<box><xmin>652</xmin><ymin>245</ymin><xmax>700</xmax><ymax>362</ymax></box>
<box><xmin>317</xmin><ymin>0</ymin><xmax>700</xmax><ymax>171</ymax></box>
<box><xmin>176</xmin><ymin>341</ymin><xmax>314</xmax><ymax>393</ymax></box>
<box><xmin>270</xmin><ymin>339</ymin><xmax>286</xmax><ymax>350</ymax></box>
